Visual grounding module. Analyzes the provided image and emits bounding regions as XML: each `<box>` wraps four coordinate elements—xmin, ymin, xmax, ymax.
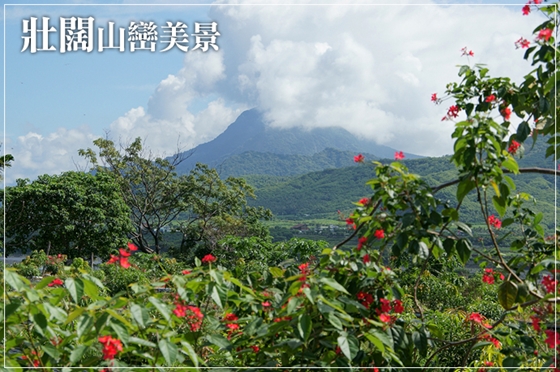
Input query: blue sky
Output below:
<box><xmin>2</xmin><ymin>0</ymin><xmax>550</xmax><ymax>184</ymax></box>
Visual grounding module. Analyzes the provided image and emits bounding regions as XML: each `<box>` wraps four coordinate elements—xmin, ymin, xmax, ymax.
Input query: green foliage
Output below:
<box><xmin>4</xmin><ymin>171</ymin><xmax>132</xmax><ymax>259</ymax></box>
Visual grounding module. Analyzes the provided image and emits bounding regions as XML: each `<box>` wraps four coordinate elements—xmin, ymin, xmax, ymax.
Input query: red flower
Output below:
<box><xmin>379</xmin><ymin>313</ymin><xmax>395</xmax><ymax>324</ymax></box>
<box><xmin>226</xmin><ymin>323</ymin><xmax>240</xmax><ymax>331</ymax></box>
<box><xmin>545</xmin><ymin>329</ymin><xmax>560</xmax><ymax>349</ymax></box>
<box><xmin>251</xmin><ymin>345</ymin><xmax>260</xmax><ymax>353</ymax></box>
<box><xmin>461</xmin><ymin>47</ymin><xmax>474</xmax><ymax>57</ymax></box>
<box><xmin>48</xmin><ymin>278</ymin><xmax>64</xmax><ymax>287</ymax></box>
<box><xmin>530</xmin><ymin>316</ymin><xmax>541</xmax><ymax>332</ymax></box>
<box><xmin>201</xmin><ymin>254</ymin><xmax>216</xmax><ymax>263</ymax></box>
<box><xmin>468</xmin><ymin>312</ymin><xmax>484</xmax><ymax>324</ymax></box>
<box><xmin>485</xmin><ymin>94</ymin><xmax>496</xmax><ymax>103</ymax></box>
<box><xmin>224</xmin><ymin>313</ymin><xmax>238</xmax><ymax>322</ymax></box>
<box><xmin>363</xmin><ymin>254</ymin><xmax>370</xmax><ymax>264</ymax></box>
<box><xmin>357</xmin><ymin>236</ymin><xmax>368</xmax><ymax>250</ymax></box>
<box><xmin>522</xmin><ymin>4</ymin><xmax>531</xmax><ymax>15</ymax></box>
<box><xmin>515</xmin><ymin>37</ymin><xmax>530</xmax><ymax>49</ymax></box>
<box><xmin>379</xmin><ymin>298</ymin><xmax>391</xmax><ymax>313</ymax></box>
<box><xmin>508</xmin><ymin>140</ymin><xmax>520</xmax><ymax>155</ymax></box>
<box><xmin>480</xmin><ymin>333</ymin><xmax>501</xmax><ymax>348</ymax></box>
<box><xmin>537</xmin><ymin>28</ymin><xmax>553</xmax><ymax>42</ymax></box>
<box><xmin>482</xmin><ymin>268</ymin><xmax>495</xmax><ymax>284</ymax></box>
<box><xmin>431</xmin><ymin>93</ymin><xmax>437</xmax><ymax>102</ymax></box>
<box><xmin>107</xmin><ymin>255</ymin><xmax>119</xmax><ymax>264</ymax></box>
<box><xmin>173</xmin><ymin>303</ymin><xmax>188</xmax><ymax>318</ymax></box>
<box><xmin>358</xmin><ymin>197</ymin><xmax>370</xmax><ymax>206</ymax></box>
<box><xmin>542</xmin><ymin>274</ymin><xmax>557</xmax><ymax>293</ymax></box>
<box><xmin>357</xmin><ymin>291</ymin><xmax>374</xmax><ymax>309</ymax></box>
<box><xmin>394</xmin><ymin>151</ymin><xmax>405</xmax><ymax>160</ymax></box>
<box><xmin>98</xmin><ymin>335</ymin><xmax>123</xmax><ymax>360</ymax></box>
<box><xmin>262</xmin><ymin>301</ymin><xmax>271</xmax><ymax>307</ymax></box>
<box><xmin>393</xmin><ymin>299</ymin><xmax>404</xmax><ymax>314</ymax></box>
<box><xmin>487</xmin><ymin>215</ymin><xmax>502</xmax><ymax>229</ymax></box>
<box><xmin>119</xmin><ymin>256</ymin><xmax>131</xmax><ymax>269</ymax></box>
<box><xmin>447</xmin><ymin>105</ymin><xmax>460</xmax><ymax>118</ymax></box>
<box><xmin>354</xmin><ymin>154</ymin><xmax>365</xmax><ymax>163</ymax></box>
<box><xmin>501</xmin><ymin>107</ymin><xmax>512</xmax><ymax>120</ymax></box>
<box><xmin>182</xmin><ymin>269</ymin><xmax>191</xmax><ymax>275</ymax></box>
<box><xmin>119</xmin><ymin>248</ymin><xmax>131</xmax><ymax>257</ymax></box>
<box><xmin>374</xmin><ymin>229</ymin><xmax>385</xmax><ymax>239</ymax></box>
<box><xmin>346</xmin><ymin>217</ymin><xmax>354</xmax><ymax>225</ymax></box>
<box><xmin>127</xmin><ymin>242</ymin><xmax>138</xmax><ymax>251</ymax></box>
<box><xmin>335</xmin><ymin>345</ymin><xmax>342</xmax><ymax>354</ymax></box>
<box><xmin>298</xmin><ymin>262</ymin><xmax>310</xmax><ymax>274</ymax></box>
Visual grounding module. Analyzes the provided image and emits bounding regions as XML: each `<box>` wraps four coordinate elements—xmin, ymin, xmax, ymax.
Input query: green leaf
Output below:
<box><xmin>158</xmin><ymin>339</ymin><xmax>178</xmax><ymax>366</ymax></box>
<box><xmin>65</xmin><ymin>277</ymin><xmax>84</xmax><ymax>303</ymax></box>
<box><xmin>4</xmin><ymin>301</ymin><xmax>21</xmax><ymax>319</ymax></box>
<box><xmin>297</xmin><ymin>314</ymin><xmax>312</xmax><ymax>342</ymax></box>
<box><xmin>269</xmin><ymin>267</ymin><xmax>284</xmax><ymax>278</ymax></box>
<box><xmin>456</xmin><ymin>239</ymin><xmax>472</xmax><ymax>265</ymax></box>
<box><xmin>130</xmin><ymin>304</ymin><xmax>149</xmax><ymax>329</ymax></box>
<box><xmin>492</xmin><ymin>195</ymin><xmax>507</xmax><ymax>218</ymax></box>
<box><xmin>337</xmin><ymin>333</ymin><xmax>359</xmax><ymax>361</ymax></box>
<box><xmin>129</xmin><ymin>336</ymin><xmax>156</xmax><ymax>348</ymax></box>
<box><xmin>180</xmin><ymin>341</ymin><xmax>199</xmax><ymax>367</ymax></box>
<box><xmin>327</xmin><ymin>313</ymin><xmax>343</xmax><ymax>330</ymax></box>
<box><xmin>502</xmin><ymin>156</ymin><xmax>519</xmax><ymax>174</ymax></box>
<box><xmin>364</xmin><ymin>332</ymin><xmax>385</xmax><ymax>353</ymax></box>
<box><xmin>41</xmin><ymin>343</ymin><xmax>60</xmax><ymax>361</ymax></box>
<box><xmin>498</xmin><ymin>281</ymin><xmax>518</xmax><ymax>310</ymax></box>
<box><xmin>516</xmin><ymin>121</ymin><xmax>531</xmax><ymax>142</ymax></box>
<box><xmin>418</xmin><ymin>241</ymin><xmax>429</xmax><ymax>260</ymax></box>
<box><xmin>457</xmin><ymin>178</ymin><xmax>475</xmax><ymax>203</ymax></box>
<box><xmin>412</xmin><ymin>329</ymin><xmax>428</xmax><ymax>357</ymax></box>
<box><xmin>149</xmin><ymin>297</ymin><xmax>171</xmax><ymax>322</ymax></box>
<box><xmin>69</xmin><ymin>345</ymin><xmax>88</xmax><ymax>364</ymax></box>
<box><xmin>110</xmin><ymin>319</ymin><xmax>130</xmax><ymax>345</ymax></box>
<box><xmin>5</xmin><ymin>270</ymin><xmax>28</xmax><ymax>292</ymax></box>
<box><xmin>64</xmin><ymin>308</ymin><xmax>85</xmax><ymax>326</ymax></box>
<box><xmin>77</xmin><ymin>314</ymin><xmax>94</xmax><ymax>338</ymax></box>
<box><xmin>206</xmin><ymin>334</ymin><xmax>232</xmax><ymax>351</ymax></box>
<box><xmin>319</xmin><ymin>277</ymin><xmax>350</xmax><ymax>294</ymax></box>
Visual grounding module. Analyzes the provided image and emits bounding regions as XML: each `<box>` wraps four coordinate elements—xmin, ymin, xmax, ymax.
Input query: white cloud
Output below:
<box><xmin>6</xmin><ymin>127</ymin><xmax>99</xmax><ymax>184</ymax></box>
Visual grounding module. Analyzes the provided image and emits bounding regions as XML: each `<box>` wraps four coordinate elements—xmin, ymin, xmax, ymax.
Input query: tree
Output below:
<box><xmin>4</xmin><ymin>171</ymin><xmax>132</xmax><ymax>259</ymax></box>
<box><xmin>79</xmin><ymin>137</ymin><xmax>271</xmax><ymax>255</ymax></box>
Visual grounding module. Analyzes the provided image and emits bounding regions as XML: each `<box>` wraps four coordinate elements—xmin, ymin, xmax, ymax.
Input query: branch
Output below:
<box><xmin>432</xmin><ymin>167</ymin><xmax>558</xmax><ymax>193</ymax></box>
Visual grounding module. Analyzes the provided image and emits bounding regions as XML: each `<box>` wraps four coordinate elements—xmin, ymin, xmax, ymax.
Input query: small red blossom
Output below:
<box><xmin>538</xmin><ymin>28</ymin><xmax>553</xmax><ymax>42</ymax></box>
<box><xmin>363</xmin><ymin>254</ymin><xmax>370</xmax><ymax>264</ymax></box>
<box><xmin>182</xmin><ymin>269</ymin><xmax>191</xmax><ymax>275</ymax></box>
<box><xmin>447</xmin><ymin>105</ymin><xmax>460</xmax><ymax>118</ymax></box>
<box><xmin>431</xmin><ymin>93</ymin><xmax>437</xmax><ymax>102</ymax></box>
<box><xmin>522</xmin><ymin>4</ymin><xmax>531</xmax><ymax>15</ymax></box>
<box><xmin>394</xmin><ymin>151</ymin><xmax>405</xmax><ymax>160</ymax></box>
<box><xmin>33</xmin><ymin>360</ymin><xmax>40</xmax><ymax>367</ymax></box>
<box><xmin>515</xmin><ymin>37</ymin><xmax>531</xmax><ymax>49</ymax></box>
<box><xmin>358</xmin><ymin>197</ymin><xmax>370</xmax><ymax>205</ymax></box>
<box><xmin>119</xmin><ymin>256</ymin><xmax>131</xmax><ymax>269</ymax></box>
<box><xmin>224</xmin><ymin>313</ymin><xmax>238</xmax><ymax>322</ymax></box>
<box><xmin>545</xmin><ymin>329</ymin><xmax>560</xmax><ymax>349</ymax></box>
<box><xmin>508</xmin><ymin>140</ymin><xmax>520</xmax><ymax>155</ymax></box>
<box><xmin>530</xmin><ymin>315</ymin><xmax>541</xmax><ymax>332</ymax></box>
<box><xmin>461</xmin><ymin>47</ymin><xmax>474</xmax><ymax>57</ymax></box>
<box><xmin>201</xmin><ymin>254</ymin><xmax>216</xmax><ymax>263</ymax></box>
<box><xmin>173</xmin><ymin>303</ymin><xmax>188</xmax><ymax>318</ymax></box>
<box><xmin>379</xmin><ymin>313</ymin><xmax>395</xmax><ymax>324</ymax></box>
<box><xmin>542</xmin><ymin>274</ymin><xmax>557</xmax><ymax>293</ymax></box>
<box><xmin>357</xmin><ymin>291</ymin><xmax>374</xmax><ymax>309</ymax></box>
<box><xmin>482</xmin><ymin>268</ymin><xmax>495</xmax><ymax>285</ymax></box>
<box><xmin>107</xmin><ymin>255</ymin><xmax>119</xmax><ymax>264</ymax></box>
<box><xmin>488</xmin><ymin>215</ymin><xmax>502</xmax><ymax>229</ymax></box>
<box><xmin>501</xmin><ymin>107</ymin><xmax>512</xmax><ymax>120</ymax></box>
<box><xmin>393</xmin><ymin>299</ymin><xmax>404</xmax><ymax>314</ymax></box>
<box><xmin>379</xmin><ymin>298</ymin><xmax>392</xmax><ymax>313</ymax></box>
<box><xmin>485</xmin><ymin>94</ymin><xmax>496</xmax><ymax>103</ymax></box>
<box><xmin>98</xmin><ymin>335</ymin><xmax>123</xmax><ymax>360</ymax></box>
<box><xmin>354</xmin><ymin>154</ymin><xmax>365</xmax><ymax>163</ymax></box>
<box><xmin>346</xmin><ymin>217</ymin><xmax>354</xmax><ymax>225</ymax></box>
<box><xmin>262</xmin><ymin>301</ymin><xmax>271</xmax><ymax>307</ymax></box>
<box><xmin>127</xmin><ymin>242</ymin><xmax>138</xmax><ymax>251</ymax></box>
<box><xmin>119</xmin><ymin>248</ymin><xmax>131</xmax><ymax>257</ymax></box>
<box><xmin>374</xmin><ymin>229</ymin><xmax>385</xmax><ymax>240</ymax></box>
<box><xmin>335</xmin><ymin>345</ymin><xmax>342</xmax><ymax>354</ymax></box>
<box><xmin>480</xmin><ymin>333</ymin><xmax>501</xmax><ymax>348</ymax></box>
<box><xmin>468</xmin><ymin>312</ymin><xmax>484</xmax><ymax>324</ymax></box>
<box><xmin>250</xmin><ymin>345</ymin><xmax>260</xmax><ymax>353</ymax></box>
<box><xmin>357</xmin><ymin>236</ymin><xmax>367</xmax><ymax>250</ymax></box>
<box><xmin>226</xmin><ymin>323</ymin><xmax>240</xmax><ymax>331</ymax></box>
<box><xmin>298</xmin><ymin>262</ymin><xmax>310</xmax><ymax>274</ymax></box>
<box><xmin>48</xmin><ymin>278</ymin><xmax>64</xmax><ymax>287</ymax></box>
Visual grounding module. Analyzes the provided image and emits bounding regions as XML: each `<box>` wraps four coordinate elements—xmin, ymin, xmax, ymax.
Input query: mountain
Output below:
<box><xmin>174</xmin><ymin>109</ymin><xmax>421</xmax><ymax>175</ymax></box>
<box><xmin>245</xmin><ymin>139</ymin><xmax>556</xmax><ymax>229</ymax></box>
